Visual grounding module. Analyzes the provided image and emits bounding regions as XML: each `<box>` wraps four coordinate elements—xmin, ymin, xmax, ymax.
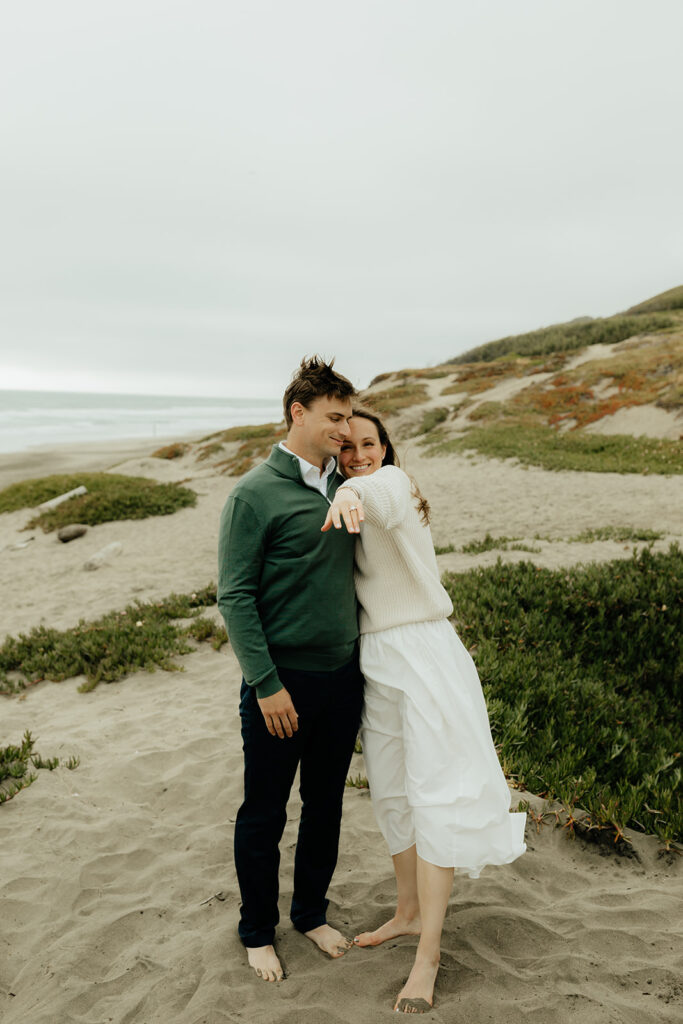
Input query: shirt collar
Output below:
<box><xmin>278</xmin><ymin>441</ymin><xmax>336</xmax><ymax>481</ymax></box>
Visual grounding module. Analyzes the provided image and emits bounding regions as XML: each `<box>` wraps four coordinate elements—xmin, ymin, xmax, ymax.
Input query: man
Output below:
<box><xmin>217</xmin><ymin>356</ymin><xmax>365</xmax><ymax>983</ymax></box>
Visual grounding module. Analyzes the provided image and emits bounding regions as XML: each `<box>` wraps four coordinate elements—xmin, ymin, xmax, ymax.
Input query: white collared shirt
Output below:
<box><xmin>279</xmin><ymin>441</ymin><xmax>336</xmax><ymax>497</ymax></box>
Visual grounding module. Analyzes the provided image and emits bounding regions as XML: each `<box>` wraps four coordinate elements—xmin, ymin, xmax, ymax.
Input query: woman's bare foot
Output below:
<box><xmin>353</xmin><ymin>914</ymin><xmax>421</xmax><ymax>947</ymax></box>
<box><xmin>393</xmin><ymin>954</ymin><xmax>439</xmax><ymax>1012</ymax></box>
<box><xmin>304</xmin><ymin>924</ymin><xmax>352</xmax><ymax>958</ymax></box>
<box><xmin>246</xmin><ymin>945</ymin><xmax>284</xmax><ymax>982</ymax></box>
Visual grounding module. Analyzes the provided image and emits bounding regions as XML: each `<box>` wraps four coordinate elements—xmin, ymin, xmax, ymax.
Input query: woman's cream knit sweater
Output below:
<box><xmin>337</xmin><ymin>465</ymin><xmax>453</xmax><ymax>635</ymax></box>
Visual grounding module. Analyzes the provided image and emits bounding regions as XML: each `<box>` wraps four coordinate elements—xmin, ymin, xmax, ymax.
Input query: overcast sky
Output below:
<box><xmin>1</xmin><ymin>1</ymin><xmax>682</xmax><ymax>398</ymax></box>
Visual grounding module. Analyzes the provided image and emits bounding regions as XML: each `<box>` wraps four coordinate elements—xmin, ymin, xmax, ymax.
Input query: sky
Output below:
<box><xmin>1</xmin><ymin>0</ymin><xmax>682</xmax><ymax>399</ymax></box>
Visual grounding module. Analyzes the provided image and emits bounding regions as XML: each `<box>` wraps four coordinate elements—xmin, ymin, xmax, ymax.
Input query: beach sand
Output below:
<box><xmin>1</xmin><ymin>420</ymin><xmax>682</xmax><ymax>1022</ymax></box>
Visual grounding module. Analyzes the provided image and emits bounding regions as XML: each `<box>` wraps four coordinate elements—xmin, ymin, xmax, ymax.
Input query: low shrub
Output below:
<box><xmin>415</xmin><ymin>407</ymin><xmax>449</xmax><ymax>435</ymax></box>
<box><xmin>1</xmin><ymin>730</ymin><xmax>78</xmax><ymax>804</ymax></box>
<box><xmin>461</xmin><ymin>534</ymin><xmax>540</xmax><ymax>554</ymax></box>
<box><xmin>151</xmin><ymin>443</ymin><xmax>189</xmax><ymax>459</ymax></box>
<box><xmin>443</xmin><ymin>545</ymin><xmax>682</xmax><ymax>842</ymax></box>
<box><xmin>0</xmin><ymin>473</ymin><xmax>197</xmax><ymax>531</ymax></box>
<box><xmin>571</xmin><ymin>526</ymin><xmax>663</xmax><ymax>543</ymax></box>
<box><xmin>0</xmin><ymin>584</ymin><xmax>221</xmax><ymax>694</ymax></box>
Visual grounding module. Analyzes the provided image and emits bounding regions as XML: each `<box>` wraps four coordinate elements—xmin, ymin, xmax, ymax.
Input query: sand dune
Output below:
<box><xmin>2</xmin><ymin>382</ymin><xmax>682</xmax><ymax>1022</ymax></box>
<box><xmin>1</xmin><ymin>644</ymin><xmax>681</xmax><ymax>1023</ymax></box>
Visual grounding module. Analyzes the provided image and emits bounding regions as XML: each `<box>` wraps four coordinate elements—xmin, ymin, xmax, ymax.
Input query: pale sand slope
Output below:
<box><xmin>1</xmin><ymin>439</ymin><xmax>682</xmax><ymax>638</ymax></box>
<box><xmin>1</xmin><ymin>646</ymin><xmax>682</xmax><ymax>1024</ymax></box>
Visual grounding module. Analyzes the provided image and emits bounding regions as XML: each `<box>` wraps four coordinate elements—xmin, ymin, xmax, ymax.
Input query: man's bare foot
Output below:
<box><xmin>353</xmin><ymin>914</ymin><xmax>421</xmax><ymax>947</ymax></box>
<box><xmin>393</xmin><ymin>954</ymin><xmax>439</xmax><ymax>1012</ymax></box>
<box><xmin>246</xmin><ymin>945</ymin><xmax>284</xmax><ymax>982</ymax></box>
<box><xmin>304</xmin><ymin>923</ymin><xmax>352</xmax><ymax>958</ymax></box>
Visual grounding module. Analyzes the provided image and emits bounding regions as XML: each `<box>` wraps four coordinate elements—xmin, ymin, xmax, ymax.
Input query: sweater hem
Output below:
<box><xmin>359</xmin><ymin>611</ymin><xmax>452</xmax><ymax>636</ymax></box>
<box><xmin>269</xmin><ymin>640</ymin><xmax>358</xmax><ymax>672</ymax></box>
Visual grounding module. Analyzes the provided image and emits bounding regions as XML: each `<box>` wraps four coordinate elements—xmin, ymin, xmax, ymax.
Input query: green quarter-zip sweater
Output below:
<box><xmin>217</xmin><ymin>444</ymin><xmax>359</xmax><ymax>698</ymax></box>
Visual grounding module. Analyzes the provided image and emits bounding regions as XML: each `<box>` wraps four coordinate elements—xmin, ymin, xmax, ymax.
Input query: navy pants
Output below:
<box><xmin>234</xmin><ymin>655</ymin><xmax>365</xmax><ymax>948</ymax></box>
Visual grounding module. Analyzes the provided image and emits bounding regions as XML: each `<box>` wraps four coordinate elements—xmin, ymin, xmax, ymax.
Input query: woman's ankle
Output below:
<box><xmin>394</xmin><ymin>906</ymin><xmax>420</xmax><ymax>925</ymax></box>
<box><xmin>413</xmin><ymin>945</ymin><xmax>441</xmax><ymax>967</ymax></box>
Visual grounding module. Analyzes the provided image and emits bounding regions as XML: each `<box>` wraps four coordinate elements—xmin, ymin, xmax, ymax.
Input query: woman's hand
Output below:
<box><xmin>321</xmin><ymin>490</ymin><xmax>365</xmax><ymax>534</ymax></box>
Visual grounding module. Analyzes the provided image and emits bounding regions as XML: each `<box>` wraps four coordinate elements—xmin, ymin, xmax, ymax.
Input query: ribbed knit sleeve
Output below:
<box><xmin>336</xmin><ymin>467</ymin><xmax>453</xmax><ymax>634</ymax></box>
<box><xmin>336</xmin><ymin>465</ymin><xmax>410</xmax><ymax>529</ymax></box>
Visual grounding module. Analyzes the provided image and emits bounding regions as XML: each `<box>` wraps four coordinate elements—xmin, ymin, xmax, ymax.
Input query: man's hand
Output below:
<box><xmin>321</xmin><ymin>491</ymin><xmax>365</xmax><ymax>535</ymax></box>
<box><xmin>257</xmin><ymin>687</ymin><xmax>299</xmax><ymax>739</ymax></box>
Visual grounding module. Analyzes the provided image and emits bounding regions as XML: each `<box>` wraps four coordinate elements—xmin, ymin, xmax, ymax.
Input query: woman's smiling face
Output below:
<box><xmin>339</xmin><ymin>416</ymin><xmax>387</xmax><ymax>478</ymax></box>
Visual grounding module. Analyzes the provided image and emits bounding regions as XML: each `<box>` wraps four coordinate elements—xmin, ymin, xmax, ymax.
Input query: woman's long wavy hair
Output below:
<box><xmin>349</xmin><ymin>407</ymin><xmax>431</xmax><ymax>526</ymax></box>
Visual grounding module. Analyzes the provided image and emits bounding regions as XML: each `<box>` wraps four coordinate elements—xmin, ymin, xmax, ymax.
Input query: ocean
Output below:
<box><xmin>0</xmin><ymin>390</ymin><xmax>284</xmax><ymax>455</ymax></box>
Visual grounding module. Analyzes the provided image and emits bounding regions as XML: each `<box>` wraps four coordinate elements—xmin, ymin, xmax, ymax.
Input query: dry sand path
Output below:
<box><xmin>1</xmin><ymin>646</ymin><xmax>681</xmax><ymax>1024</ymax></box>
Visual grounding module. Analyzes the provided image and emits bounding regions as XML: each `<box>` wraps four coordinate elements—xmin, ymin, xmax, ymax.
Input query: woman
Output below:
<box><xmin>322</xmin><ymin>408</ymin><xmax>526</xmax><ymax>1014</ymax></box>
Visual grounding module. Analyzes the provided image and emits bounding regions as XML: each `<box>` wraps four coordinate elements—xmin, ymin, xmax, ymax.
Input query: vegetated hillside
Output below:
<box><xmin>360</xmin><ymin>293</ymin><xmax>683</xmax><ymax>474</ymax></box>
<box><xmin>625</xmin><ymin>284</ymin><xmax>683</xmax><ymax>315</ymax></box>
<box><xmin>141</xmin><ymin>285</ymin><xmax>682</xmax><ymax>478</ymax></box>
<box><xmin>447</xmin><ymin>285</ymin><xmax>683</xmax><ymax>364</ymax></box>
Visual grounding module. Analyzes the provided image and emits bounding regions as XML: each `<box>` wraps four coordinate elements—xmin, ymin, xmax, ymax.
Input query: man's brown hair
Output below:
<box><xmin>283</xmin><ymin>355</ymin><xmax>357</xmax><ymax>428</ymax></box>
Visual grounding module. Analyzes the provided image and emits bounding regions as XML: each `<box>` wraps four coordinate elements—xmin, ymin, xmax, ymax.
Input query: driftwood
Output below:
<box><xmin>83</xmin><ymin>541</ymin><xmax>122</xmax><ymax>571</ymax></box>
<box><xmin>38</xmin><ymin>485</ymin><xmax>87</xmax><ymax>511</ymax></box>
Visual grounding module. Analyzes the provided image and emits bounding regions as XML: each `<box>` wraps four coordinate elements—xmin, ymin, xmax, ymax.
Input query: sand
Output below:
<box><xmin>2</xmin><ymin>417</ymin><xmax>683</xmax><ymax>1022</ymax></box>
<box><xmin>1</xmin><ymin>438</ymin><xmax>682</xmax><ymax>639</ymax></box>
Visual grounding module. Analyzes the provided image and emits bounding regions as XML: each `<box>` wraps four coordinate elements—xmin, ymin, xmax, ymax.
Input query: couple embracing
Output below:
<box><xmin>217</xmin><ymin>357</ymin><xmax>526</xmax><ymax>1014</ymax></box>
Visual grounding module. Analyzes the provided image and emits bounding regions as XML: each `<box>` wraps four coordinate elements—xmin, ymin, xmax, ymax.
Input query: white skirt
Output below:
<box><xmin>359</xmin><ymin>619</ymin><xmax>526</xmax><ymax>877</ymax></box>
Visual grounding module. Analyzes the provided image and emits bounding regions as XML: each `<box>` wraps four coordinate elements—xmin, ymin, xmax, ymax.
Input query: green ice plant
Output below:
<box><xmin>443</xmin><ymin>544</ymin><xmax>682</xmax><ymax>844</ymax></box>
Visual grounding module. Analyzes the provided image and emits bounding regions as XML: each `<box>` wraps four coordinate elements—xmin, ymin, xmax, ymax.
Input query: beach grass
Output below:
<box><xmin>365</xmin><ymin>381</ymin><xmax>429</xmax><ymax>416</ymax></box>
<box><xmin>195</xmin><ymin>441</ymin><xmax>225</xmax><ymax>462</ymax></box>
<box><xmin>426</xmin><ymin>425</ymin><xmax>683</xmax><ymax>474</ymax></box>
<box><xmin>414</xmin><ymin>406</ymin><xmax>450</xmax><ymax>435</ymax></box>
<box><xmin>0</xmin><ymin>473</ymin><xmax>197</xmax><ymax>531</ymax></box>
<box><xmin>442</xmin><ymin>544</ymin><xmax>682</xmax><ymax>844</ymax></box>
<box><xmin>626</xmin><ymin>284</ymin><xmax>683</xmax><ymax>314</ymax></box>
<box><xmin>202</xmin><ymin>423</ymin><xmax>284</xmax><ymax>444</ymax></box>
<box><xmin>210</xmin><ymin>423</ymin><xmax>287</xmax><ymax>475</ymax></box>
<box><xmin>439</xmin><ymin>356</ymin><xmax>544</xmax><ymax>397</ymax></box>
<box><xmin>448</xmin><ymin>313</ymin><xmax>676</xmax><ymax>364</ymax></box>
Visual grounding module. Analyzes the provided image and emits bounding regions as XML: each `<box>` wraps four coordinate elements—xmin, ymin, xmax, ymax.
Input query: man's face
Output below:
<box><xmin>292</xmin><ymin>395</ymin><xmax>353</xmax><ymax>461</ymax></box>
